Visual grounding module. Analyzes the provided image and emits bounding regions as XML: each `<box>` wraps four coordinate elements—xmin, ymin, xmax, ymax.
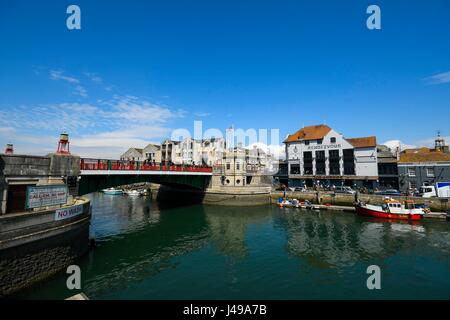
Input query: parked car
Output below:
<box><xmin>375</xmin><ymin>189</ymin><xmax>402</xmax><ymax>196</ymax></box>
<box><xmin>335</xmin><ymin>186</ymin><xmax>356</xmax><ymax>194</ymax></box>
<box><xmin>275</xmin><ymin>184</ymin><xmax>287</xmax><ymax>191</ymax></box>
<box><xmin>288</xmin><ymin>186</ymin><xmax>306</xmax><ymax>192</ymax></box>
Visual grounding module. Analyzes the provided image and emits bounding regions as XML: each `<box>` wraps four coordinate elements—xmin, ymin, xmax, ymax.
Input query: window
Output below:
<box><xmin>330</xmin><ymin>137</ymin><xmax>336</xmax><ymax>143</ymax></box>
<box><xmin>290</xmin><ymin>164</ymin><xmax>300</xmax><ymax>175</ymax></box>
<box><xmin>426</xmin><ymin>168</ymin><xmax>435</xmax><ymax>177</ymax></box>
<box><xmin>316</xmin><ymin>151</ymin><xmax>326</xmax><ymax>175</ymax></box>
<box><xmin>316</xmin><ymin>150</ymin><xmax>325</xmax><ymax>160</ymax></box>
<box><xmin>305</xmin><ymin>140</ymin><xmax>310</xmax><ymax>146</ymax></box>
<box><xmin>303</xmin><ymin>152</ymin><xmax>313</xmax><ymax>175</ymax></box>
<box><xmin>317</xmin><ymin>139</ymin><xmax>323</xmax><ymax>145</ymax></box>
<box><xmin>329</xmin><ymin>150</ymin><xmax>340</xmax><ymax>159</ymax></box>
<box><xmin>236</xmin><ymin>162</ymin><xmax>240</xmax><ymax>170</ymax></box>
<box><xmin>329</xmin><ymin>150</ymin><xmax>340</xmax><ymax>175</ymax></box>
<box><xmin>226</xmin><ymin>163</ymin><xmax>231</xmax><ymax>170</ymax></box>
<box><xmin>408</xmin><ymin>168</ymin><xmax>416</xmax><ymax>177</ymax></box>
<box><xmin>343</xmin><ymin>149</ymin><xmax>355</xmax><ymax>175</ymax></box>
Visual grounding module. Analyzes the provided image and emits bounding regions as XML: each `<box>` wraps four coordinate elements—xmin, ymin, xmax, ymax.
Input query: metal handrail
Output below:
<box><xmin>80</xmin><ymin>159</ymin><xmax>213</xmax><ymax>173</ymax></box>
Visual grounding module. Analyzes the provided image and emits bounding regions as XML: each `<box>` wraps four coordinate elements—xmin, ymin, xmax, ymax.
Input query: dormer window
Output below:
<box><xmin>331</xmin><ymin>137</ymin><xmax>336</xmax><ymax>143</ymax></box>
<box><xmin>305</xmin><ymin>141</ymin><xmax>310</xmax><ymax>146</ymax></box>
<box><xmin>317</xmin><ymin>139</ymin><xmax>323</xmax><ymax>145</ymax></box>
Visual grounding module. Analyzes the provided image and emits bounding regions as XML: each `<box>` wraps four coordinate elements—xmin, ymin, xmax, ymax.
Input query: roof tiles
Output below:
<box><xmin>284</xmin><ymin>124</ymin><xmax>332</xmax><ymax>143</ymax></box>
<box><xmin>399</xmin><ymin>148</ymin><xmax>450</xmax><ymax>163</ymax></box>
<box><xmin>346</xmin><ymin>136</ymin><xmax>377</xmax><ymax>148</ymax></box>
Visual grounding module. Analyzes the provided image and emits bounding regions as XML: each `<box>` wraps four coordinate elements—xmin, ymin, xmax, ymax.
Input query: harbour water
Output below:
<box><xmin>13</xmin><ymin>193</ymin><xmax>450</xmax><ymax>300</ymax></box>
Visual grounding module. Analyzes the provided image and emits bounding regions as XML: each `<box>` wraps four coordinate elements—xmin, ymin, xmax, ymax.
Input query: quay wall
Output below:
<box><xmin>270</xmin><ymin>191</ymin><xmax>450</xmax><ymax>213</ymax></box>
<box><xmin>0</xmin><ymin>199</ymin><xmax>91</xmax><ymax>297</ymax></box>
<box><xmin>203</xmin><ymin>190</ymin><xmax>271</xmax><ymax>206</ymax></box>
<box><xmin>150</xmin><ymin>184</ymin><xmax>272</xmax><ymax>206</ymax></box>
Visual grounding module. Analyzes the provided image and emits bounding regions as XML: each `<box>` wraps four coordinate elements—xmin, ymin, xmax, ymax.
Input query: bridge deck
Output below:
<box><xmin>80</xmin><ymin>159</ymin><xmax>213</xmax><ymax>176</ymax></box>
<box><xmin>81</xmin><ymin>170</ymin><xmax>212</xmax><ymax>176</ymax></box>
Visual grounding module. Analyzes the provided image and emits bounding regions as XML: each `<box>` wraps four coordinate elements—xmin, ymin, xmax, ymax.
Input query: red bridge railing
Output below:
<box><xmin>80</xmin><ymin>159</ymin><xmax>212</xmax><ymax>173</ymax></box>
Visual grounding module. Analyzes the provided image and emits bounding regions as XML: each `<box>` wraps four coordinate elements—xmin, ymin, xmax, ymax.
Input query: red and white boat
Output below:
<box><xmin>356</xmin><ymin>198</ymin><xmax>424</xmax><ymax>221</ymax></box>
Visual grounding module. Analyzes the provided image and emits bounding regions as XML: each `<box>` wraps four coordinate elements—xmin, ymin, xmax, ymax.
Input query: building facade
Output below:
<box><xmin>201</xmin><ymin>137</ymin><xmax>226</xmax><ymax>166</ymax></box>
<box><xmin>121</xmin><ymin>145</ymin><xmax>161</xmax><ymax>163</ymax></box>
<box><xmin>178</xmin><ymin>138</ymin><xmax>202</xmax><ymax>165</ymax></box>
<box><xmin>143</xmin><ymin>143</ymin><xmax>161</xmax><ymax>163</ymax></box>
<box><xmin>120</xmin><ymin>147</ymin><xmax>144</xmax><ymax>161</ymax></box>
<box><xmin>121</xmin><ymin>138</ymin><xmax>226</xmax><ymax>166</ymax></box>
<box><xmin>161</xmin><ymin>139</ymin><xmax>181</xmax><ymax>164</ymax></box>
<box><xmin>377</xmin><ymin>145</ymin><xmax>399</xmax><ymax>189</ymax></box>
<box><xmin>223</xmin><ymin>147</ymin><xmax>247</xmax><ymax>186</ymax></box>
<box><xmin>398</xmin><ymin>136</ymin><xmax>450</xmax><ymax>192</ymax></box>
<box><xmin>273</xmin><ymin>160</ymin><xmax>288</xmax><ymax>187</ymax></box>
<box><xmin>284</xmin><ymin>124</ymin><xmax>378</xmax><ymax>189</ymax></box>
<box><xmin>171</xmin><ymin>137</ymin><xmax>226</xmax><ymax>166</ymax></box>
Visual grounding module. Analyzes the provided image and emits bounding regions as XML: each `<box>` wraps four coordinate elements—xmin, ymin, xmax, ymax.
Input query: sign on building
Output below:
<box><xmin>55</xmin><ymin>204</ymin><xmax>84</xmax><ymax>221</ymax></box>
<box><xmin>26</xmin><ymin>185</ymin><xmax>68</xmax><ymax>209</ymax></box>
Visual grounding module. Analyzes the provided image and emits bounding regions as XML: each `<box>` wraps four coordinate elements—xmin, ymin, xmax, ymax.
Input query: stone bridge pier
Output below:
<box><xmin>0</xmin><ymin>153</ymin><xmax>80</xmax><ymax>215</ymax></box>
<box><xmin>0</xmin><ymin>152</ymin><xmax>90</xmax><ymax>296</ymax></box>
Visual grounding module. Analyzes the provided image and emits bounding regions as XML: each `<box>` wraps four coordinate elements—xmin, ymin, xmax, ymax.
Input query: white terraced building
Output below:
<box><xmin>284</xmin><ymin>124</ymin><xmax>378</xmax><ymax>189</ymax></box>
<box><xmin>120</xmin><ymin>137</ymin><xmax>226</xmax><ymax>166</ymax></box>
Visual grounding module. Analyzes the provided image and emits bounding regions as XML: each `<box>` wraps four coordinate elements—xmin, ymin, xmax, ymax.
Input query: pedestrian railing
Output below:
<box><xmin>80</xmin><ymin>158</ymin><xmax>212</xmax><ymax>173</ymax></box>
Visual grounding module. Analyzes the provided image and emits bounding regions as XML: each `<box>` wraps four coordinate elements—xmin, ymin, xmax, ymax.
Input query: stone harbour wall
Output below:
<box><xmin>0</xmin><ymin>220</ymin><xmax>90</xmax><ymax>297</ymax></box>
<box><xmin>0</xmin><ymin>200</ymin><xmax>91</xmax><ymax>297</ymax></box>
<box><xmin>270</xmin><ymin>191</ymin><xmax>450</xmax><ymax>213</ymax></box>
<box><xmin>203</xmin><ymin>191</ymin><xmax>271</xmax><ymax>206</ymax></box>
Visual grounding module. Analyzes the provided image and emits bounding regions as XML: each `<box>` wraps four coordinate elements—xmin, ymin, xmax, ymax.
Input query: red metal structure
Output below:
<box><xmin>80</xmin><ymin>158</ymin><xmax>213</xmax><ymax>173</ymax></box>
<box><xmin>57</xmin><ymin>133</ymin><xmax>70</xmax><ymax>155</ymax></box>
<box><xmin>4</xmin><ymin>144</ymin><xmax>13</xmax><ymax>155</ymax></box>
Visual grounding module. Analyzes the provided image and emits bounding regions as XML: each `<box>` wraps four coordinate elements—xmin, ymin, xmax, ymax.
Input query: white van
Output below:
<box><xmin>419</xmin><ymin>183</ymin><xmax>450</xmax><ymax>198</ymax></box>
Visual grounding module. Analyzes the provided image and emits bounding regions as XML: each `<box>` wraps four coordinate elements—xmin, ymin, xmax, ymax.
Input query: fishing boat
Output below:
<box><xmin>124</xmin><ymin>190</ymin><xmax>143</xmax><ymax>197</ymax></box>
<box><xmin>102</xmin><ymin>187</ymin><xmax>123</xmax><ymax>195</ymax></box>
<box><xmin>278</xmin><ymin>199</ymin><xmax>315</xmax><ymax>210</ymax></box>
<box><xmin>355</xmin><ymin>197</ymin><xmax>424</xmax><ymax>221</ymax></box>
<box><xmin>280</xmin><ymin>199</ymin><xmax>300</xmax><ymax>208</ymax></box>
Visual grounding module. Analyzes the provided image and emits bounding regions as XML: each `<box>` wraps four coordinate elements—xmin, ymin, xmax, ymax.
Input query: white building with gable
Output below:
<box><xmin>284</xmin><ymin>124</ymin><xmax>378</xmax><ymax>189</ymax></box>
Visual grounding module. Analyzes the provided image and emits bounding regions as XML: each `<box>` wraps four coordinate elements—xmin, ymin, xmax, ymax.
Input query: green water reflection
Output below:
<box><xmin>14</xmin><ymin>193</ymin><xmax>450</xmax><ymax>299</ymax></box>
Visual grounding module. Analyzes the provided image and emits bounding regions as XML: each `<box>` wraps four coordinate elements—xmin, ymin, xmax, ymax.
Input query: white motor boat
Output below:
<box><xmin>125</xmin><ymin>190</ymin><xmax>143</xmax><ymax>197</ymax></box>
<box><xmin>102</xmin><ymin>187</ymin><xmax>123</xmax><ymax>195</ymax></box>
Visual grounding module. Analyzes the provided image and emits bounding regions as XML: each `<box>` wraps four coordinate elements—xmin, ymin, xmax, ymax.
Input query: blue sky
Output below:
<box><xmin>0</xmin><ymin>0</ymin><xmax>449</xmax><ymax>158</ymax></box>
